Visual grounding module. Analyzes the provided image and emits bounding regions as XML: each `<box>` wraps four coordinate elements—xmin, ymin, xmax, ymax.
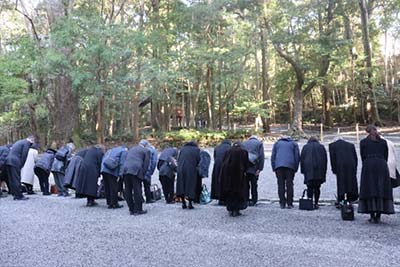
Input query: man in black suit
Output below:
<box><xmin>329</xmin><ymin>137</ymin><xmax>359</xmax><ymax>204</ymax></box>
<box><xmin>122</xmin><ymin>142</ymin><xmax>150</xmax><ymax>215</ymax></box>
<box><xmin>5</xmin><ymin>136</ymin><xmax>35</xmax><ymax>200</ymax></box>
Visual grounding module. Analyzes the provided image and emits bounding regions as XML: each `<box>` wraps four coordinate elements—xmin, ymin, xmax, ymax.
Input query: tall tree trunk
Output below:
<box><xmin>260</xmin><ymin>18</ymin><xmax>270</xmax><ymax>133</ymax></box>
<box><xmin>292</xmin><ymin>83</ymin><xmax>304</xmax><ymax>135</ymax></box>
<box><xmin>359</xmin><ymin>0</ymin><xmax>380</xmax><ymax>123</ymax></box>
<box><xmin>44</xmin><ymin>0</ymin><xmax>80</xmax><ymax>144</ymax></box>
<box><xmin>322</xmin><ymin>84</ymin><xmax>332</xmax><ymax>126</ymax></box>
<box><xmin>206</xmin><ymin>64</ymin><xmax>214</xmax><ymax>129</ymax></box>
<box><xmin>96</xmin><ymin>94</ymin><xmax>105</xmax><ymax>144</ymax></box>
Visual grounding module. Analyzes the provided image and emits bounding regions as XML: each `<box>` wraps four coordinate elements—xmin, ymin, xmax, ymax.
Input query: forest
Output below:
<box><xmin>0</xmin><ymin>0</ymin><xmax>399</xmax><ymax>146</ymax></box>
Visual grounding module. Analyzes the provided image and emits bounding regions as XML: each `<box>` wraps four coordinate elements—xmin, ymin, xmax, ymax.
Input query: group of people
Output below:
<box><xmin>0</xmin><ymin>125</ymin><xmax>398</xmax><ymax>222</ymax></box>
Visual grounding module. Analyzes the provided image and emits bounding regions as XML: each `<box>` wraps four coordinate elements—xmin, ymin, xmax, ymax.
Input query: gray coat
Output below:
<box><xmin>243</xmin><ymin>136</ymin><xmax>265</xmax><ymax>175</ymax></box>
<box><xmin>271</xmin><ymin>137</ymin><xmax>300</xmax><ymax>172</ymax></box>
<box><xmin>122</xmin><ymin>145</ymin><xmax>150</xmax><ymax>180</ymax></box>
<box><xmin>157</xmin><ymin>147</ymin><xmax>178</xmax><ymax>180</ymax></box>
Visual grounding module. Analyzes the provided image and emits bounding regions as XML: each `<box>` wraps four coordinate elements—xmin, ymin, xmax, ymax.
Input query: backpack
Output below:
<box><xmin>55</xmin><ymin>147</ymin><xmax>69</xmax><ymax>161</ymax></box>
<box><xmin>103</xmin><ymin>157</ymin><xmax>119</xmax><ymax>170</ymax></box>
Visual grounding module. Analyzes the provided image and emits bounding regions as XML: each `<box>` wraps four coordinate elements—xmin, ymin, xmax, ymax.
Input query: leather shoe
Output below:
<box><xmin>146</xmin><ymin>199</ymin><xmax>156</xmax><ymax>204</ymax></box>
<box><xmin>109</xmin><ymin>204</ymin><xmax>124</xmax><ymax>209</ymax></box>
<box><xmin>134</xmin><ymin>210</ymin><xmax>147</xmax><ymax>216</ymax></box>
<box><xmin>280</xmin><ymin>203</ymin><xmax>286</xmax><ymax>209</ymax></box>
<box><xmin>86</xmin><ymin>200</ymin><xmax>98</xmax><ymax>207</ymax></box>
<box><xmin>287</xmin><ymin>205</ymin><xmax>294</xmax><ymax>209</ymax></box>
<box><xmin>14</xmin><ymin>196</ymin><xmax>29</xmax><ymax>200</ymax></box>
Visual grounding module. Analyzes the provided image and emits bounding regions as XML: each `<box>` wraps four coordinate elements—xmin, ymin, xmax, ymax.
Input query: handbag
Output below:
<box><xmin>340</xmin><ymin>194</ymin><xmax>354</xmax><ymax>221</ymax></box>
<box><xmin>299</xmin><ymin>189</ymin><xmax>314</xmax><ymax>210</ymax></box>
<box><xmin>150</xmin><ymin>184</ymin><xmax>162</xmax><ymax>201</ymax></box>
<box><xmin>248</xmin><ymin>152</ymin><xmax>259</xmax><ymax>165</ymax></box>
<box><xmin>200</xmin><ymin>184</ymin><xmax>212</xmax><ymax>205</ymax></box>
<box><xmin>391</xmin><ymin>169</ymin><xmax>400</xmax><ymax>188</ymax></box>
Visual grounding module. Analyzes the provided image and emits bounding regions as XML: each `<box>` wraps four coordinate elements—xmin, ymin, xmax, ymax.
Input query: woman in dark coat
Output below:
<box><xmin>329</xmin><ymin>138</ymin><xmax>359</xmax><ymax>203</ymax></box>
<box><xmin>358</xmin><ymin>125</ymin><xmax>394</xmax><ymax>223</ymax></box>
<box><xmin>300</xmin><ymin>136</ymin><xmax>327</xmax><ymax>209</ymax></box>
<box><xmin>219</xmin><ymin>142</ymin><xmax>249</xmax><ymax>217</ymax></box>
<box><xmin>176</xmin><ymin>141</ymin><xmax>201</xmax><ymax>209</ymax></box>
<box><xmin>211</xmin><ymin>139</ymin><xmax>231</xmax><ymax>202</ymax></box>
<box><xmin>75</xmin><ymin>146</ymin><xmax>104</xmax><ymax>206</ymax></box>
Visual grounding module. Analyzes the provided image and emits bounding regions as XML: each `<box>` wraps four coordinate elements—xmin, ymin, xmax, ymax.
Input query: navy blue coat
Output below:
<box><xmin>5</xmin><ymin>139</ymin><xmax>32</xmax><ymax>169</ymax></box>
<box><xmin>158</xmin><ymin>147</ymin><xmax>178</xmax><ymax>180</ymax></box>
<box><xmin>34</xmin><ymin>148</ymin><xmax>57</xmax><ymax>176</ymax></box>
<box><xmin>122</xmin><ymin>145</ymin><xmax>150</xmax><ymax>180</ymax></box>
<box><xmin>198</xmin><ymin>150</ymin><xmax>211</xmax><ymax>178</ymax></box>
<box><xmin>300</xmin><ymin>139</ymin><xmax>327</xmax><ymax>184</ymax></box>
<box><xmin>243</xmin><ymin>136</ymin><xmax>265</xmax><ymax>175</ymax></box>
<box><xmin>101</xmin><ymin>146</ymin><xmax>127</xmax><ymax>178</ymax></box>
<box><xmin>176</xmin><ymin>142</ymin><xmax>201</xmax><ymax>201</ymax></box>
<box><xmin>271</xmin><ymin>137</ymin><xmax>300</xmax><ymax>172</ymax></box>
<box><xmin>75</xmin><ymin>147</ymin><xmax>104</xmax><ymax>197</ymax></box>
<box><xmin>0</xmin><ymin>145</ymin><xmax>11</xmax><ymax>169</ymax></box>
<box><xmin>211</xmin><ymin>140</ymin><xmax>231</xmax><ymax>199</ymax></box>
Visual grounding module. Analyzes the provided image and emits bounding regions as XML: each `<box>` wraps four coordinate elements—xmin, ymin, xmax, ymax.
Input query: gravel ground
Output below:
<box><xmin>1</xmin><ymin>195</ymin><xmax>400</xmax><ymax>267</ymax></box>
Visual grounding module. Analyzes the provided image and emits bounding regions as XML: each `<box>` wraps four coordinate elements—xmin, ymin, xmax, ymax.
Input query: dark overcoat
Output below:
<box><xmin>5</xmin><ymin>139</ymin><xmax>32</xmax><ymax>170</ymax></box>
<box><xmin>219</xmin><ymin>145</ymin><xmax>249</xmax><ymax>208</ymax></box>
<box><xmin>359</xmin><ymin>137</ymin><xmax>393</xmax><ymax>201</ymax></box>
<box><xmin>34</xmin><ymin>148</ymin><xmax>57</xmax><ymax>176</ymax></box>
<box><xmin>329</xmin><ymin>139</ymin><xmax>359</xmax><ymax>201</ymax></box>
<box><xmin>75</xmin><ymin>147</ymin><xmax>104</xmax><ymax>198</ymax></box>
<box><xmin>122</xmin><ymin>145</ymin><xmax>150</xmax><ymax>180</ymax></box>
<box><xmin>211</xmin><ymin>140</ymin><xmax>231</xmax><ymax>199</ymax></box>
<box><xmin>176</xmin><ymin>142</ymin><xmax>201</xmax><ymax>201</ymax></box>
<box><xmin>300</xmin><ymin>139</ymin><xmax>327</xmax><ymax>184</ymax></box>
<box><xmin>198</xmin><ymin>150</ymin><xmax>211</xmax><ymax>178</ymax></box>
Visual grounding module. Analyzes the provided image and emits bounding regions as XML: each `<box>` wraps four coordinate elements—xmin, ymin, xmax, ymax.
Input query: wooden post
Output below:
<box><xmin>320</xmin><ymin>123</ymin><xmax>324</xmax><ymax>142</ymax></box>
<box><xmin>356</xmin><ymin>123</ymin><xmax>359</xmax><ymax>144</ymax></box>
<box><xmin>288</xmin><ymin>123</ymin><xmax>290</xmax><ymax>130</ymax></box>
<box><xmin>337</xmin><ymin>127</ymin><xmax>340</xmax><ymax>135</ymax></box>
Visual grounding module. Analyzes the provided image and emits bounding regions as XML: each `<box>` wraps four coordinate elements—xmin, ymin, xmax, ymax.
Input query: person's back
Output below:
<box><xmin>211</xmin><ymin>140</ymin><xmax>231</xmax><ymax>201</ymax></box>
<box><xmin>176</xmin><ymin>141</ymin><xmax>201</xmax><ymax>208</ymax></box>
<box><xmin>271</xmin><ymin>137</ymin><xmax>300</xmax><ymax>172</ymax></box>
<box><xmin>6</xmin><ymin>139</ymin><xmax>31</xmax><ymax>170</ymax></box>
<box><xmin>123</xmin><ymin>145</ymin><xmax>150</xmax><ymax>179</ymax></box>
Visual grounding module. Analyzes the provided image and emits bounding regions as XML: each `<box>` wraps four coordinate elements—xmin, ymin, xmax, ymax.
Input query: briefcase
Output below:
<box><xmin>341</xmin><ymin>195</ymin><xmax>354</xmax><ymax>221</ymax></box>
<box><xmin>150</xmin><ymin>184</ymin><xmax>162</xmax><ymax>201</ymax></box>
<box><xmin>299</xmin><ymin>189</ymin><xmax>314</xmax><ymax>210</ymax></box>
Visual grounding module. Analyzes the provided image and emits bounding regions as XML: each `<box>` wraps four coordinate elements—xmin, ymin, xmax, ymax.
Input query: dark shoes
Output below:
<box><xmin>166</xmin><ymin>200</ymin><xmax>176</xmax><ymax>204</ymax></box>
<box><xmin>249</xmin><ymin>201</ymin><xmax>257</xmax><ymax>207</ymax></box>
<box><xmin>43</xmin><ymin>192</ymin><xmax>51</xmax><ymax>196</ymax></box>
<box><xmin>27</xmin><ymin>191</ymin><xmax>36</xmax><ymax>195</ymax></box>
<box><xmin>287</xmin><ymin>204</ymin><xmax>294</xmax><ymax>209</ymax></box>
<box><xmin>146</xmin><ymin>200</ymin><xmax>156</xmax><ymax>204</ymax></box>
<box><xmin>108</xmin><ymin>204</ymin><xmax>124</xmax><ymax>209</ymax></box>
<box><xmin>314</xmin><ymin>204</ymin><xmax>319</xmax><ymax>210</ymax></box>
<box><xmin>86</xmin><ymin>200</ymin><xmax>98</xmax><ymax>207</ymax></box>
<box><xmin>231</xmin><ymin>210</ymin><xmax>242</xmax><ymax>217</ymax></box>
<box><xmin>280</xmin><ymin>203</ymin><xmax>286</xmax><ymax>209</ymax></box>
<box><xmin>130</xmin><ymin>210</ymin><xmax>147</xmax><ymax>216</ymax></box>
<box><xmin>14</xmin><ymin>196</ymin><xmax>29</xmax><ymax>201</ymax></box>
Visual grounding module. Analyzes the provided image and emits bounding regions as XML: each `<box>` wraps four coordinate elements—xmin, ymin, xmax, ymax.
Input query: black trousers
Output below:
<box><xmin>275</xmin><ymin>167</ymin><xmax>295</xmax><ymax>206</ymax></box>
<box><xmin>6</xmin><ymin>165</ymin><xmax>22</xmax><ymax>198</ymax></box>
<box><xmin>143</xmin><ymin>179</ymin><xmax>152</xmax><ymax>202</ymax></box>
<box><xmin>247</xmin><ymin>173</ymin><xmax>258</xmax><ymax>204</ymax></box>
<box><xmin>103</xmin><ymin>173</ymin><xmax>119</xmax><ymax>206</ymax></box>
<box><xmin>124</xmin><ymin>174</ymin><xmax>143</xmax><ymax>212</ymax></box>
<box><xmin>307</xmin><ymin>180</ymin><xmax>322</xmax><ymax>205</ymax></box>
<box><xmin>159</xmin><ymin>175</ymin><xmax>174</xmax><ymax>203</ymax></box>
<box><xmin>34</xmin><ymin>168</ymin><xmax>50</xmax><ymax>194</ymax></box>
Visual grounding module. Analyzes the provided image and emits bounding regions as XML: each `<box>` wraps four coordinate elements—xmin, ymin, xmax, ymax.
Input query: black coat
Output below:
<box><xmin>219</xmin><ymin>145</ymin><xmax>249</xmax><ymax>207</ymax></box>
<box><xmin>158</xmin><ymin>147</ymin><xmax>178</xmax><ymax>180</ymax></box>
<box><xmin>300</xmin><ymin>139</ymin><xmax>327</xmax><ymax>184</ymax></box>
<box><xmin>198</xmin><ymin>150</ymin><xmax>211</xmax><ymax>178</ymax></box>
<box><xmin>329</xmin><ymin>139</ymin><xmax>359</xmax><ymax>201</ymax></box>
<box><xmin>75</xmin><ymin>147</ymin><xmax>104</xmax><ymax>198</ymax></box>
<box><xmin>359</xmin><ymin>136</ymin><xmax>392</xmax><ymax>201</ymax></box>
<box><xmin>5</xmin><ymin>139</ymin><xmax>32</xmax><ymax>169</ymax></box>
<box><xmin>211</xmin><ymin>140</ymin><xmax>231</xmax><ymax>199</ymax></box>
<box><xmin>122</xmin><ymin>145</ymin><xmax>150</xmax><ymax>180</ymax></box>
<box><xmin>34</xmin><ymin>148</ymin><xmax>57</xmax><ymax>176</ymax></box>
<box><xmin>176</xmin><ymin>142</ymin><xmax>201</xmax><ymax>201</ymax></box>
